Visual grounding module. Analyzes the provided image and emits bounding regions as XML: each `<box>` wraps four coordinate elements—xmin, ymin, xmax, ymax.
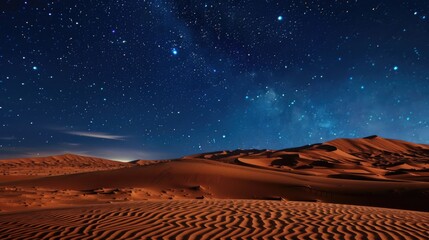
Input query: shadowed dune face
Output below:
<box><xmin>270</xmin><ymin>154</ymin><xmax>300</xmax><ymax>167</ymax></box>
<box><xmin>0</xmin><ymin>200</ymin><xmax>428</xmax><ymax>240</ymax></box>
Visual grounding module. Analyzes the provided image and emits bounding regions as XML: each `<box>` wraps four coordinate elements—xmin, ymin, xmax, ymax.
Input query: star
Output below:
<box><xmin>0</xmin><ymin>0</ymin><xmax>427</xmax><ymax>160</ymax></box>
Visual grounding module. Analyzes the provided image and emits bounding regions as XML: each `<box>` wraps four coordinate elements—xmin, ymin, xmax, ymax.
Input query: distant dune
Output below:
<box><xmin>190</xmin><ymin>135</ymin><xmax>429</xmax><ymax>179</ymax></box>
<box><xmin>0</xmin><ymin>136</ymin><xmax>428</xmax><ymax>239</ymax></box>
<box><xmin>0</xmin><ymin>153</ymin><xmax>131</xmax><ymax>176</ymax></box>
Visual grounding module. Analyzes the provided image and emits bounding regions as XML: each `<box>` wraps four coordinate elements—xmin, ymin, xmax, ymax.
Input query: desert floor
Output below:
<box><xmin>1</xmin><ymin>200</ymin><xmax>428</xmax><ymax>240</ymax></box>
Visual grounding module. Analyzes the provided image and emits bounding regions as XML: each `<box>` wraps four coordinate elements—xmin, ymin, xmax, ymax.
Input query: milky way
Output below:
<box><xmin>0</xmin><ymin>1</ymin><xmax>428</xmax><ymax>160</ymax></box>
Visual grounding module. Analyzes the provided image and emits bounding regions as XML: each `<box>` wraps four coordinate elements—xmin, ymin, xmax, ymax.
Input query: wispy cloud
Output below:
<box><xmin>0</xmin><ymin>136</ymin><xmax>16</xmax><ymax>140</ymax></box>
<box><xmin>65</xmin><ymin>131</ymin><xmax>127</xmax><ymax>141</ymax></box>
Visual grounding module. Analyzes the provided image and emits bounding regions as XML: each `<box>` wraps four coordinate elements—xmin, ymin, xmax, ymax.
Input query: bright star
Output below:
<box><xmin>171</xmin><ymin>48</ymin><xmax>178</xmax><ymax>55</ymax></box>
<box><xmin>393</xmin><ymin>66</ymin><xmax>399</xmax><ymax>71</ymax></box>
<box><xmin>32</xmin><ymin>66</ymin><xmax>38</xmax><ymax>70</ymax></box>
<box><xmin>277</xmin><ymin>16</ymin><xmax>283</xmax><ymax>21</ymax></box>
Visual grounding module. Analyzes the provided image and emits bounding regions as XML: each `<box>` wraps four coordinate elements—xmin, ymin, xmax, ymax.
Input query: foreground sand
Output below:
<box><xmin>0</xmin><ymin>200</ymin><xmax>428</xmax><ymax>240</ymax></box>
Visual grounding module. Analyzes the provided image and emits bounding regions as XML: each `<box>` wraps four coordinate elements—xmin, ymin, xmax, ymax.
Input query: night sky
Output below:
<box><xmin>1</xmin><ymin>1</ymin><xmax>428</xmax><ymax>160</ymax></box>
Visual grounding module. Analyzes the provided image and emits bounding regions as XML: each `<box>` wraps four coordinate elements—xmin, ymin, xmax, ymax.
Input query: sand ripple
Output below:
<box><xmin>0</xmin><ymin>200</ymin><xmax>428</xmax><ymax>240</ymax></box>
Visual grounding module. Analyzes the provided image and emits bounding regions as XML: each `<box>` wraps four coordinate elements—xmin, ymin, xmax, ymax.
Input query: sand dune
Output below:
<box><xmin>0</xmin><ymin>200</ymin><xmax>428</xmax><ymax>240</ymax></box>
<box><xmin>1</xmin><ymin>156</ymin><xmax>428</xmax><ymax>212</ymax></box>
<box><xmin>0</xmin><ymin>136</ymin><xmax>428</xmax><ymax>239</ymax></box>
<box><xmin>0</xmin><ymin>153</ymin><xmax>130</xmax><ymax>177</ymax></box>
<box><xmin>191</xmin><ymin>135</ymin><xmax>429</xmax><ymax>180</ymax></box>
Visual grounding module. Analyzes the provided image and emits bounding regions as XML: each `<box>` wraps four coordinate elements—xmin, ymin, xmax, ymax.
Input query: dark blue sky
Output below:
<box><xmin>1</xmin><ymin>0</ymin><xmax>428</xmax><ymax>160</ymax></box>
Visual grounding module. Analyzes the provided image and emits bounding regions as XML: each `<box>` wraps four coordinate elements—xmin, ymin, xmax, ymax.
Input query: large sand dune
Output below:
<box><xmin>1</xmin><ymin>156</ymin><xmax>428</xmax><ymax>212</ymax></box>
<box><xmin>0</xmin><ymin>136</ymin><xmax>428</xmax><ymax>239</ymax></box>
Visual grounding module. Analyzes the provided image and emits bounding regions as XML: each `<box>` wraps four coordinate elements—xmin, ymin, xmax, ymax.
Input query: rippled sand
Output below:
<box><xmin>1</xmin><ymin>200</ymin><xmax>428</xmax><ymax>240</ymax></box>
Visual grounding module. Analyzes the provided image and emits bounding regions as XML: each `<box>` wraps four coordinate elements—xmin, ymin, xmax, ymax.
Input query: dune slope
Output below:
<box><xmin>1</xmin><ymin>157</ymin><xmax>429</xmax><ymax>211</ymax></box>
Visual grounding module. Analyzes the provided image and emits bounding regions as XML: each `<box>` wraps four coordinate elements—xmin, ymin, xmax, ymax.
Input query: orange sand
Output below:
<box><xmin>0</xmin><ymin>136</ymin><xmax>428</xmax><ymax>239</ymax></box>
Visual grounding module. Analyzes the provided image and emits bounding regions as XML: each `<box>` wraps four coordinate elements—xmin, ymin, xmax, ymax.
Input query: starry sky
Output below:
<box><xmin>1</xmin><ymin>0</ymin><xmax>428</xmax><ymax>160</ymax></box>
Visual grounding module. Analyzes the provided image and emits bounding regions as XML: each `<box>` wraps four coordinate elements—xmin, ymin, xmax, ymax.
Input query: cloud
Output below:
<box><xmin>0</xmin><ymin>136</ymin><xmax>16</xmax><ymax>140</ymax></box>
<box><xmin>65</xmin><ymin>131</ymin><xmax>127</xmax><ymax>141</ymax></box>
